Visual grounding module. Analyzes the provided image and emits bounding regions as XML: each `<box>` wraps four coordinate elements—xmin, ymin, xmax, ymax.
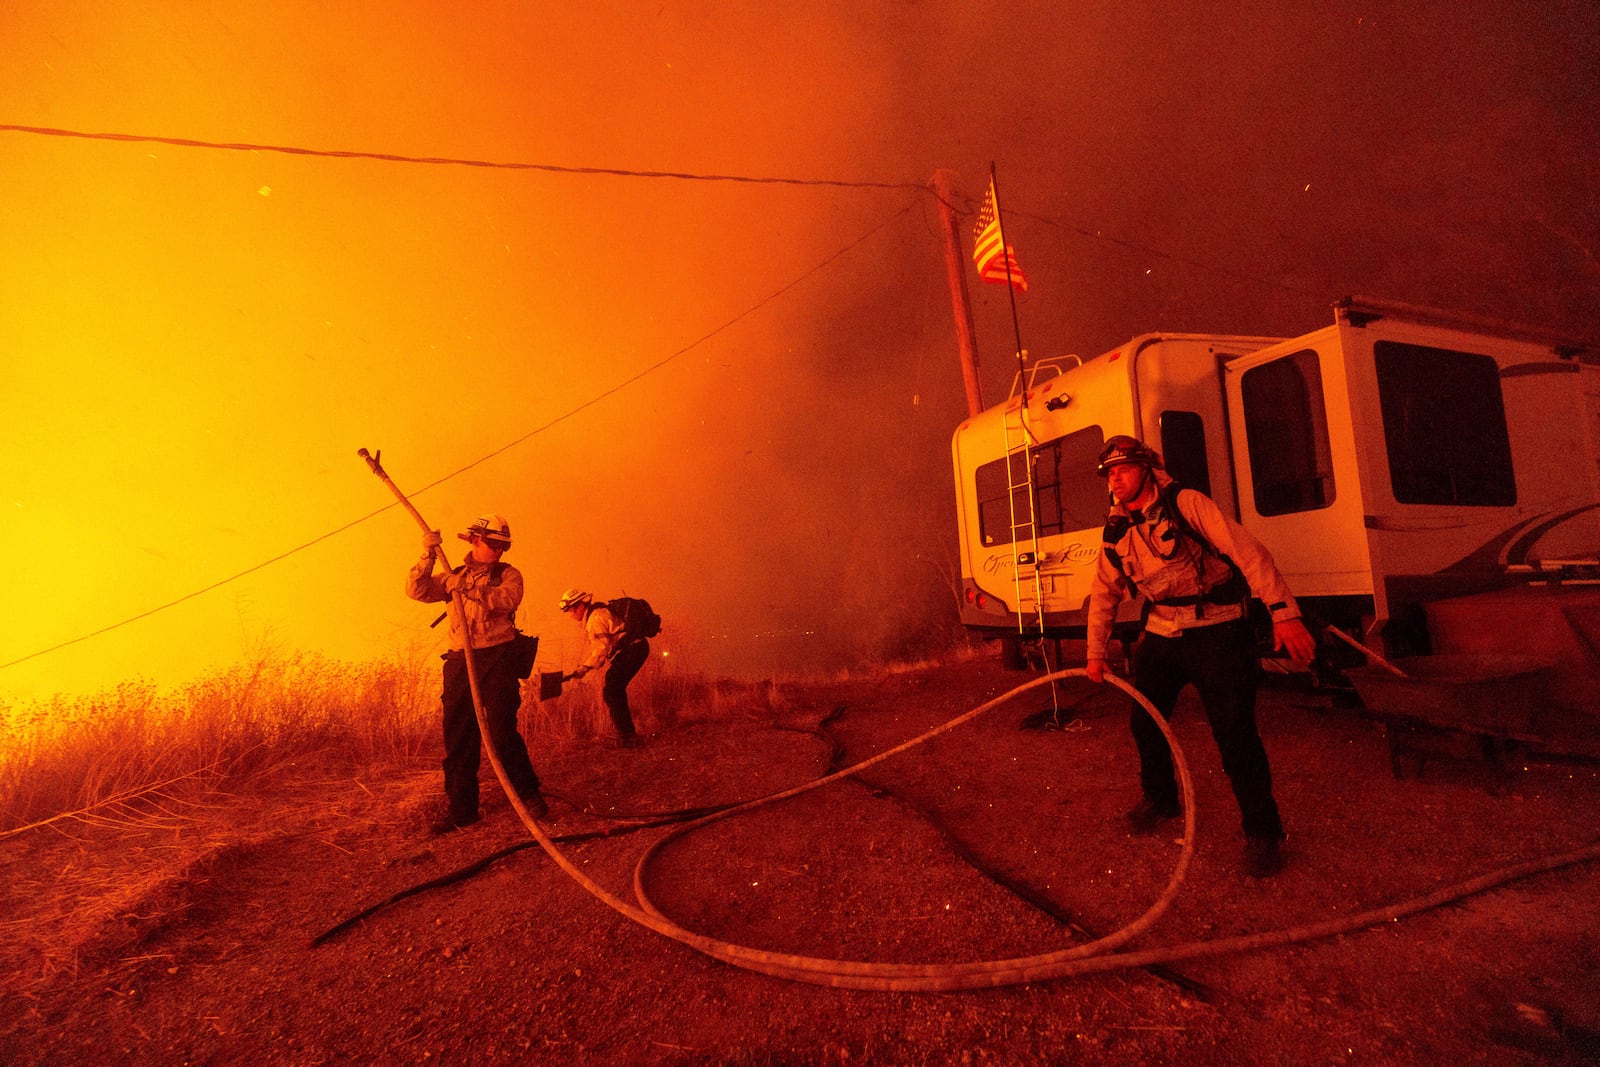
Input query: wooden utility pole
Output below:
<box><xmin>930</xmin><ymin>169</ymin><xmax>984</xmax><ymax>417</ymax></box>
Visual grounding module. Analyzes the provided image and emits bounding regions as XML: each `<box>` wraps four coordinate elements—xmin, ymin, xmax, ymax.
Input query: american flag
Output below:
<box><xmin>971</xmin><ymin>177</ymin><xmax>1027</xmax><ymax>292</ymax></box>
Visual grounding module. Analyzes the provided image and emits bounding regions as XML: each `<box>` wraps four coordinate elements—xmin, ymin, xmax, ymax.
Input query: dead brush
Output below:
<box><xmin>0</xmin><ymin>648</ymin><xmax>437</xmax><ymax>838</ymax></box>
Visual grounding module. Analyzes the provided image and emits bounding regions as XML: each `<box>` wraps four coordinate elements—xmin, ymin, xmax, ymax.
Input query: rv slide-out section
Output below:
<box><xmin>951</xmin><ymin>299</ymin><xmax>1600</xmax><ymax>659</ymax></box>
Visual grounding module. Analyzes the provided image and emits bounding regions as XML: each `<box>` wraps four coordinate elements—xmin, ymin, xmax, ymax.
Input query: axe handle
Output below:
<box><xmin>1326</xmin><ymin>624</ymin><xmax>1409</xmax><ymax>678</ymax></box>
<box><xmin>358</xmin><ymin>448</ymin><xmax>452</xmax><ymax>569</ymax></box>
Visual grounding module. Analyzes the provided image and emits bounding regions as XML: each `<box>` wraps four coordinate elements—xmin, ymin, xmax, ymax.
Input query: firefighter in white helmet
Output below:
<box><xmin>559</xmin><ymin>588</ymin><xmax>647</xmax><ymax>748</ymax></box>
<box><xmin>407</xmin><ymin>514</ymin><xmax>546</xmax><ymax>831</ymax></box>
<box><xmin>1085</xmin><ymin>436</ymin><xmax>1315</xmax><ymax>878</ymax></box>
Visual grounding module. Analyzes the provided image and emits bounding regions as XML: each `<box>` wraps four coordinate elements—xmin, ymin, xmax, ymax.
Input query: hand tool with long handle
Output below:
<box><xmin>1325</xmin><ymin>624</ymin><xmax>1410</xmax><ymax>678</ymax></box>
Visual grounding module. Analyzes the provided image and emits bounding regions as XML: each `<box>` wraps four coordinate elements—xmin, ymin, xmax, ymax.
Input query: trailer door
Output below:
<box><xmin>1222</xmin><ymin>339</ymin><xmax>1374</xmax><ymax>598</ymax></box>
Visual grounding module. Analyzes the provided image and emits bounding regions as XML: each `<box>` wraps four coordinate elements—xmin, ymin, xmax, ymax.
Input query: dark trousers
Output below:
<box><xmin>1129</xmin><ymin>619</ymin><xmax>1284</xmax><ymax>840</ymax></box>
<box><xmin>440</xmin><ymin>642</ymin><xmax>541</xmax><ymax>821</ymax></box>
<box><xmin>602</xmin><ymin>639</ymin><xmax>650</xmax><ymax>739</ymax></box>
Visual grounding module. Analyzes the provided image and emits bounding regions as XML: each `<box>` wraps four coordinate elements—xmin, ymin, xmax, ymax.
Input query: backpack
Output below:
<box><xmin>1101</xmin><ymin>481</ymin><xmax>1247</xmax><ymax>611</ymax></box>
<box><xmin>607</xmin><ymin>596</ymin><xmax>662</xmax><ymax>640</ymax></box>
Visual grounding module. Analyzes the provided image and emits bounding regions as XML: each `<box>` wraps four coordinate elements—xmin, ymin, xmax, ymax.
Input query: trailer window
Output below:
<box><xmin>975</xmin><ymin>427</ymin><xmax>1107</xmax><ymax>546</ymax></box>
<box><xmin>1374</xmin><ymin>341</ymin><xmax>1515</xmax><ymax>506</ymax></box>
<box><xmin>1240</xmin><ymin>350</ymin><xmax>1335</xmax><ymax>516</ymax></box>
<box><xmin>1159</xmin><ymin>410</ymin><xmax>1211</xmax><ymax>496</ymax></box>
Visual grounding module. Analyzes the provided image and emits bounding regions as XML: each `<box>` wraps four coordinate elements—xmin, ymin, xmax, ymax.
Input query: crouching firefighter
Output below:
<box><xmin>558</xmin><ymin>588</ymin><xmax>650</xmax><ymax>748</ymax></box>
<box><xmin>406</xmin><ymin>514</ymin><xmax>547</xmax><ymax>832</ymax></box>
<box><xmin>1084</xmin><ymin>436</ymin><xmax>1316</xmax><ymax>878</ymax></box>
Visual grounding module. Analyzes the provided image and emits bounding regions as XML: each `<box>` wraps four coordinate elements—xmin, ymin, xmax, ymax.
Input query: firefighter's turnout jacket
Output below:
<box><xmin>578</xmin><ymin>603</ymin><xmax>628</xmax><ymax>672</ymax></box>
<box><xmin>406</xmin><ymin>555</ymin><xmax>522</xmax><ymax>652</ymax></box>
<box><xmin>1086</xmin><ymin>471</ymin><xmax>1302</xmax><ymax>662</ymax></box>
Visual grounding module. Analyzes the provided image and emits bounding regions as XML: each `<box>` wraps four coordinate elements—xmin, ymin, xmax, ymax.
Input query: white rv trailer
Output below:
<box><xmin>951</xmin><ymin>297</ymin><xmax>1600</xmax><ymax>665</ymax></box>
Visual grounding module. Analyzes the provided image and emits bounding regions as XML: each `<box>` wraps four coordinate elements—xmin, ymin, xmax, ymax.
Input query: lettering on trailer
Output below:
<box><xmin>981</xmin><ymin>541</ymin><xmax>1099</xmax><ymax>576</ymax></box>
<box><xmin>1062</xmin><ymin>542</ymin><xmax>1100</xmax><ymax>564</ymax></box>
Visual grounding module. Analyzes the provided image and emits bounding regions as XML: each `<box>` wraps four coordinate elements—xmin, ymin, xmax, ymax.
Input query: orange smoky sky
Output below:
<box><xmin>3</xmin><ymin>2</ymin><xmax>1597</xmax><ymax>707</ymax></box>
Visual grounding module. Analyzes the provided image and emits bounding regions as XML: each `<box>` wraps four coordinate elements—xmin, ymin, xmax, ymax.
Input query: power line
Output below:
<box><xmin>0</xmin><ymin>123</ymin><xmax>926</xmax><ymax>191</ymax></box>
<box><xmin>1007</xmin><ymin>202</ymin><xmax>1325</xmax><ymax>299</ymax></box>
<box><xmin>0</xmin><ymin>505</ymin><xmax>405</xmax><ymax>674</ymax></box>
<box><xmin>4</xmin><ymin>121</ymin><xmax>1320</xmax><ymax>299</ymax></box>
<box><xmin>0</xmin><ymin>198</ymin><xmax>923</xmax><ymax>674</ymax></box>
<box><xmin>937</xmin><ymin>183</ymin><xmax>1323</xmax><ymax>300</ymax></box>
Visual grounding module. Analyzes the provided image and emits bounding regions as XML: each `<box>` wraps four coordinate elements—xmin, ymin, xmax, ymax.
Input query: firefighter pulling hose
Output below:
<box><xmin>1085</xmin><ymin>435</ymin><xmax>1316</xmax><ymax>877</ymax></box>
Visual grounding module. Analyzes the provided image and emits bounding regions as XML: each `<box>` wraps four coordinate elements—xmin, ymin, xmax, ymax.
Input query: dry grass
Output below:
<box><xmin>0</xmin><ymin>644</ymin><xmax>824</xmax><ymax>838</ymax></box>
<box><xmin>799</xmin><ymin>637</ymin><xmax>990</xmax><ymax>684</ymax></box>
<box><xmin>0</xmin><ymin>640</ymin><xmax>452</xmax><ymax>996</ymax></box>
<box><xmin>0</xmin><ymin>647</ymin><xmax>439</xmax><ymax>838</ymax></box>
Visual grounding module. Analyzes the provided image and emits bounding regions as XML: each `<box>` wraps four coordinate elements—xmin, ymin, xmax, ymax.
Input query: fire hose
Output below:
<box><xmin>358</xmin><ymin>450</ymin><xmax>1600</xmax><ymax>992</ymax></box>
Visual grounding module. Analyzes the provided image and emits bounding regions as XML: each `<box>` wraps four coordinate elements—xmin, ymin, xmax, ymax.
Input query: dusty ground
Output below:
<box><xmin>4</xmin><ymin>652</ymin><xmax>1600</xmax><ymax>1065</ymax></box>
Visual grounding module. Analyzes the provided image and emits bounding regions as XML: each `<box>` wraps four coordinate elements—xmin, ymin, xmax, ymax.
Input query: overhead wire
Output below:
<box><xmin>1005</xmin><ymin>201</ymin><xmax>1327</xmax><ymax>299</ymax></box>
<box><xmin>0</xmin><ymin>123</ymin><xmax>926</xmax><ymax>191</ymax></box>
<box><xmin>4</xmin><ymin>122</ymin><xmax>1326</xmax><ymax>299</ymax></box>
<box><xmin>398</xmin><ymin>197</ymin><xmax>923</xmax><ymax>495</ymax></box>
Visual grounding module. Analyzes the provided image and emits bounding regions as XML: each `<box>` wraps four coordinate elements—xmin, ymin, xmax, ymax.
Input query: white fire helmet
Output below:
<box><xmin>557</xmin><ymin>588</ymin><xmax>593</xmax><ymax>612</ymax></box>
<box><xmin>458</xmin><ymin>514</ymin><xmax>512</xmax><ymax>548</ymax></box>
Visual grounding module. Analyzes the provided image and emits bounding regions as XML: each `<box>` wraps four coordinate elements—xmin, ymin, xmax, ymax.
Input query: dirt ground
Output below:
<box><xmin>4</xmin><ymin>652</ymin><xmax>1600</xmax><ymax>1066</ymax></box>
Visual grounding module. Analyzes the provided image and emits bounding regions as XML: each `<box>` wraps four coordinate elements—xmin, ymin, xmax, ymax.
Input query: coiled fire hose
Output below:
<box><xmin>360</xmin><ymin>451</ymin><xmax>1600</xmax><ymax>991</ymax></box>
<box><xmin>490</xmin><ymin>666</ymin><xmax>1600</xmax><ymax>992</ymax></box>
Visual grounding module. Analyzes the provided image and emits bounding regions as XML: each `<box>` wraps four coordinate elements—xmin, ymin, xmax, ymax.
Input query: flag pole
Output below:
<box><xmin>986</xmin><ymin>166</ymin><xmax>1056</xmax><ymax>718</ymax></box>
<box><xmin>988</xmin><ymin>163</ymin><xmax>1029</xmax><ymax>401</ymax></box>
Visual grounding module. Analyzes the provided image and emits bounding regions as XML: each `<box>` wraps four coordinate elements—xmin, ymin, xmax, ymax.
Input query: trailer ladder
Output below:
<box><xmin>999</xmin><ymin>400</ymin><xmax>1067</xmax><ymax>723</ymax></box>
<box><xmin>1000</xmin><ymin>401</ymin><xmax>1046</xmax><ymax>639</ymax></box>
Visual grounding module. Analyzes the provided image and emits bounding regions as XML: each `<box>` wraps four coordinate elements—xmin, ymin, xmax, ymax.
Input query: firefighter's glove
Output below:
<box><xmin>423</xmin><ymin>529</ymin><xmax>443</xmax><ymax>552</ymax></box>
<box><xmin>570</xmin><ymin>665</ymin><xmax>589</xmax><ymax>680</ymax></box>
